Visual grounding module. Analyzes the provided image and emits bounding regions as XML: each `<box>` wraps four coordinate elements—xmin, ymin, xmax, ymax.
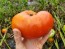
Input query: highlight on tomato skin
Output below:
<box><xmin>11</xmin><ymin>10</ymin><xmax>54</xmax><ymax>39</ymax></box>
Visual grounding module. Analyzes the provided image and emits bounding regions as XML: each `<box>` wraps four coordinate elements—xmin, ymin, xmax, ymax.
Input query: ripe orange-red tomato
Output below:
<box><xmin>2</xmin><ymin>28</ymin><xmax>7</xmax><ymax>34</ymax></box>
<box><xmin>11</xmin><ymin>10</ymin><xmax>54</xmax><ymax>39</ymax></box>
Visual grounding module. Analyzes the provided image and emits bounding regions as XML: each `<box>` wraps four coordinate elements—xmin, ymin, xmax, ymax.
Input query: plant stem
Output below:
<box><xmin>54</xmin><ymin>40</ymin><xmax>59</xmax><ymax>49</ymax></box>
<box><xmin>0</xmin><ymin>33</ymin><xmax>6</xmax><ymax>46</ymax></box>
<box><xmin>53</xmin><ymin>11</ymin><xmax>65</xmax><ymax>46</ymax></box>
<box><xmin>0</xmin><ymin>25</ymin><xmax>11</xmax><ymax>49</ymax></box>
<box><xmin>59</xmin><ymin>31</ymin><xmax>65</xmax><ymax>46</ymax></box>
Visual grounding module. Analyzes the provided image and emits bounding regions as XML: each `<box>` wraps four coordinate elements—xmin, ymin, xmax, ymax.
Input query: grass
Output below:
<box><xmin>0</xmin><ymin>0</ymin><xmax>65</xmax><ymax>49</ymax></box>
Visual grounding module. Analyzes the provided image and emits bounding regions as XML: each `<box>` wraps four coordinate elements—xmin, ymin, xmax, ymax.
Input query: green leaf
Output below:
<box><xmin>60</xmin><ymin>6</ymin><xmax>65</xmax><ymax>13</ymax></box>
<box><xmin>0</xmin><ymin>14</ymin><xmax>2</xmax><ymax>18</ymax></box>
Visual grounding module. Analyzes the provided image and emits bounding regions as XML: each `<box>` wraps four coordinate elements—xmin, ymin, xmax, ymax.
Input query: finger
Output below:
<box><xmin>13</xmin><ymin>29</ymin><xmax>26</xmax><ymax>49</ymax></box>
<box><xmin>39</xmin><ymin>31</ymin><xmax>51</xmax><ymax>45</ymax></box>
<box><xmin>13</xmin><ymin>29</ymin><xmax>22</xmax><ymax>44</ymax></box>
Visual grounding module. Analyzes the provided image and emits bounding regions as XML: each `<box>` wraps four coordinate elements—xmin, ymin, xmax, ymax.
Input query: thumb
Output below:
<box><xmin>13</xmin><ymin>29</ymin><xmax>22</xmax><ymax>44</ymax></box>
<box><xmin>13</xmin><ymin>29</ymin><xmax>26</xmax><ymax>49</ymax></box>
<box><xmin>40</xmin><ymin>31</ymin><xmax>51</xmax><ymax>45</ymax></box>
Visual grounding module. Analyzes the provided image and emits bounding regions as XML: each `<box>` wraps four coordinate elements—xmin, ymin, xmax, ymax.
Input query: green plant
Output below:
<box><xmin>0</xmin><ymin>0</ymin><xmax>65</xmax><ymax>49</ymax></box>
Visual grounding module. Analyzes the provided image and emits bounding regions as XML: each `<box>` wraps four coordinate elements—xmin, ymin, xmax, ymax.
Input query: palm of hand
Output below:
<box><xmin>13</xmin><ymin>29</ymin><xmax>50</xmax><ymax>49</ymax></box>
<box><xmin>22</xmin><ymin>38</ymin><xmax>44</xmax><ymax>49</ymax></box>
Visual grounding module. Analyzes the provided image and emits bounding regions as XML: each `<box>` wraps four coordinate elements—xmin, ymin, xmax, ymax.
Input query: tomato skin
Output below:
<box><xmin>12</xmin><ymin>10</ymin><xmax>54</xmax><ymax>39</ymax></box>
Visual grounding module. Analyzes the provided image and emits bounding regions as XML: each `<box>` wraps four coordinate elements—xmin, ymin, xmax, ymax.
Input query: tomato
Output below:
<box><xmin>49</xmin><ymin>29</ymin><xmax>55</xmax><ymax>38</ymax></box>
<box><xmin>48</xmin><ymin>37</ymin><xmax>54</xmax><ymax>42</ymax></box>
<box><xmin>62</xmin><ymin>25</ymin><xmax>65</xmax><ymax>32</ymax></box>
<box><xmin>2</xmin><ymin>28</ymin><xmax>7</xmax><ymax>34</ymax></box>
<box><xmin>11</xmin><ymin>10</ymin><xmax>54</xmax><ymax>39</ymax></box>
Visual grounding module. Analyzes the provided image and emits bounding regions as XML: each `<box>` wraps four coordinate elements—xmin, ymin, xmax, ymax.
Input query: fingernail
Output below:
<box><xmin>13</xmin><ymin>28</ymin><xmax>22</xmax><ymax>37</ymax></box>
<box><xmin>13</xmin><ymin>29</ymin><xmax>19</xmax><ymax>36</ymax></box>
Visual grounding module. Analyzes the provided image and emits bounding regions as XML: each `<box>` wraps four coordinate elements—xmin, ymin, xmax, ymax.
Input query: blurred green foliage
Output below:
<box><xmin>0</xmin><ymin>0</ymin><xmax>65</xmax><ymax>49</ymax></box>
<box><xmin>0</xmin><ymin>0</ymin><xmax>65</xmax><ymax>19</ymax></box>
<box><xmin>0</xmin><ymin>0</ymin><xmax>28</xmax><ymax>19</ymax></box>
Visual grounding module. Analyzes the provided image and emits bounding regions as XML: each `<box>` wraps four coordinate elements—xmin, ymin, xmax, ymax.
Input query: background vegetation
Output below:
<box><xmin>0</xmin><ymin>0</ymin><xmax>65</xmax><ymax>49</ymax></box>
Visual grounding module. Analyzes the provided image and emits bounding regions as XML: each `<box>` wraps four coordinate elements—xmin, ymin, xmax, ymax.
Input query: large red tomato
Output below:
<box><xmin>11</xmin><ymin>10</ymin><xmax>54</xmax><ymax>39</ymax></box>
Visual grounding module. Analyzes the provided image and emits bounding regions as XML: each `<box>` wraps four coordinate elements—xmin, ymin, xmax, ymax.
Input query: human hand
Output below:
<box><xmin>13</xmin><ymin>29</ymin><xmax>51</xmax><ymax>49</ymax></box>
